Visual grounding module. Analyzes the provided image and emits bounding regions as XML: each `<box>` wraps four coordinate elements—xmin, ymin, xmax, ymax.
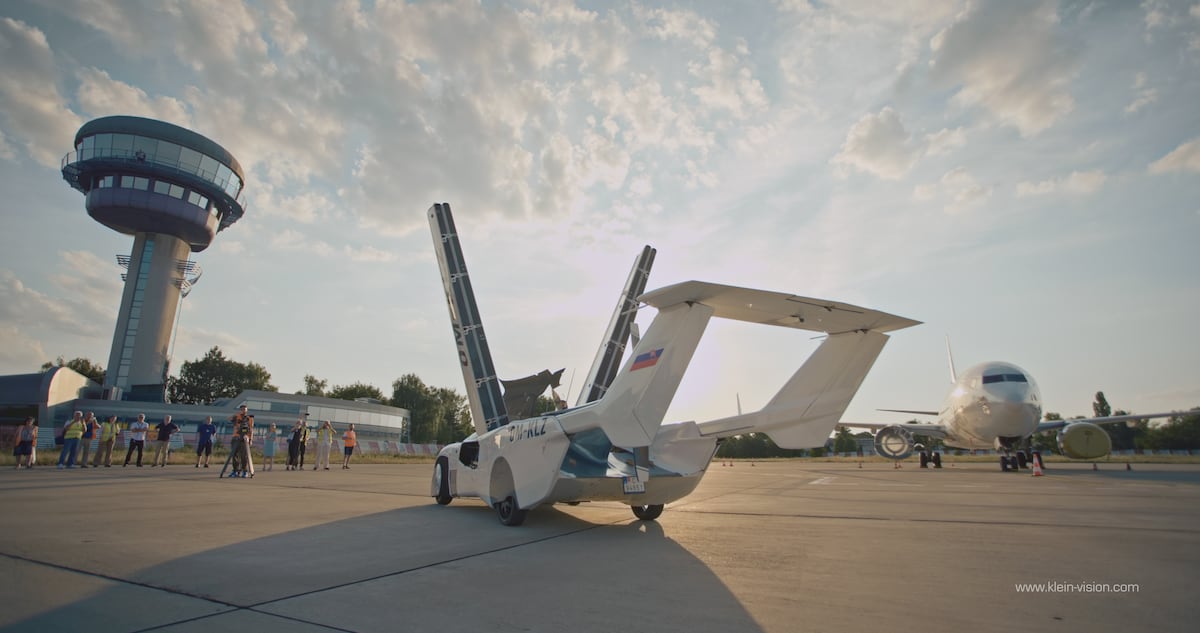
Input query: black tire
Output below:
<box><xmin>433</xmin><ymin>458</ymin><xmax>452</xmax><ymax>506</ymax></box>
<box><xmin>1000</xmin><ymin>456</ymin><xmax>1010</xmax><ymax>472</ymax></box>
<box><xmin>919</xmin><ymin>452</ymin><xmax>929</xmax><ymax>468</ymax></box>
<box><xmin>932</xmin><ymin>452</ymin><xmax>942</xmax><ymax>468</ymax></box>
<box><xmin>632</xmin><ymin>504</ymin><xmax>664</xmax><ymax>521</ymax></box>
<box><xmin>496</xmin><ymin>496</ymin><xmax>527</xmax><ymax>526</ymax></box>
<box><xmin>1016</xmin><ymin>452</ymin><xmax>1028</xmax><ymax>469</ymax></box>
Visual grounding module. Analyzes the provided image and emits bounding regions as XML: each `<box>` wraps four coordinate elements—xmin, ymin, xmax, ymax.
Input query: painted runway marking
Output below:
<box><xmin>809</xmin><ymin>476</ymin><xmax>836</xmax><ymax>485</ymax></box>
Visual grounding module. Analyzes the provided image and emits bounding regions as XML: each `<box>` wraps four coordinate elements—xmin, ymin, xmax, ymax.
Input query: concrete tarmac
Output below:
<box><xmin>2</xmin><ymin>460</ymin><xmax>1198</xmax><ymax>632</ymax></box>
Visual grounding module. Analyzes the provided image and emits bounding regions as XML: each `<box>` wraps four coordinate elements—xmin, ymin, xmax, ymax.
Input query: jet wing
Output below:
<box><xmin>836</xmin><ymin>421</ymin><xmax>950</xmax><ymax>439</ymax></box>
<box><xmin>1035</xmin><ymin>411</ymin><xmax>1182</xmax><ymax>432</ymax></box>
<box><xmin>878</xmin><ymin>408</ymin><xmax>940</xmax><ymax>416</ymax></box>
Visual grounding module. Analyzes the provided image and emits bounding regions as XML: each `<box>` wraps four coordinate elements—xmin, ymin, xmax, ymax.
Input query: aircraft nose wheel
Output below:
<box><xmin>632</xmin><ymin>504</ymin><xmax>664</xmax><ymax>521</ymax></box>
<box><xmin>496</xmin><ymin>496</ymin><xmax>527</xmax><ymax>526</ymax></box>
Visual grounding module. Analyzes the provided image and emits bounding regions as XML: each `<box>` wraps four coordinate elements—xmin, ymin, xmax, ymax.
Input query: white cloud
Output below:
<box><xmin>831</xmin><ymin>107</ymin><xmax>918</xmax><ymax>180</ymax></box>
<box><xmin>75</xmin><ymin>68</ymin><xmax>192</xmax><ymax>124</ymax></box>
<box><xmin>1016</xmin><ymin>170</ymin><xmax>1108</xmax><ymax>197</ymax></box>
<box><xmin>635</xmin><ymin>5</ymin><xmax>718</xmax><ymax>48</ymax></box>
<box><xmin>216</xmin><ymin>241</ymin><xmax>246</xmax><ymax>255</ymax></box>
<box><xmin>1141</xmin><ymin>0</ymin><xmax>1171</xmax><ymax>33</ymax></box>
<box><xmin>0</xmin><ymin>17</ymin><xmax>83</xmax><ymax>167</ymax></box>
<box><xmin>913</xmin><ymin>167</ymin><xmax>992</xmax><ymax>213</ymax></box>
<box><xmin>688</xmin><ymin>46</ymin><xmax>769</xmax><ymax>120</ymax></box>
<box><xmin>48</xmin><ymin>250</ymin><xmax>122</xmax><ymax>325</ymax></box>
<box><xmin>924</xmin><ymin>127</ymin><xmax>967</xmax><ymax>156</ymax></box>
<box><xmin>1125</xmin><ymin>72</ymin><xmax>1159</xmax><ymax>114</ymax></box>
<box><xmin>929</xmin><ymin>2</ymin><xmax>1078</xmax><ymax>137</ymax></box>
<box><xmin>347</xmin><ymin>246</ymin><xmax>398</xmax><ymax>263</ymax></box>
<box><xmin>0</xmin><ymin>270</ymin><xmax>86</xmax><ymax>334</ymax></box>
<box><xmin>1149</xmin><ymin>138</ymin><xmax>1200</xmax><ymax>173</ymax></box>
<box><xmin>0</xmin><ymin>324</ymin><xmax>47</xmax><ymax>372</ymax></box>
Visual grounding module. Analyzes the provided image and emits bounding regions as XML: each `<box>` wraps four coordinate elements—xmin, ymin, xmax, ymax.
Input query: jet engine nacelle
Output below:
<box><xmin>1056</xmin><ymin>422</ymin><xmax>1112</xmax><ymax>460</ymax></box>
<box><xmin>873</xmin><ymin>425</ymin><xmax>915</xmax><ymax>460</ymax></box>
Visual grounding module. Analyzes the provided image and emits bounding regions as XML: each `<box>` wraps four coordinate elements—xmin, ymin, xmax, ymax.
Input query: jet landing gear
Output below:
<box><xmin>919</xmin><ymin>451</ymin><xmax>943</xmax><ymax>469</ymax></box>
<box><xmin>999</xmin><ymin>450</ymin><xmax>1037</xmax><ymax>472</ymax></box>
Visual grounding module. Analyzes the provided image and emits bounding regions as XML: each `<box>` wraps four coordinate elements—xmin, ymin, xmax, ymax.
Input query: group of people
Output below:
<box><xmin>258</xmin><ymin>415</ymin><xmax>357</xmax><ymax>471</ymax></box>
<box><xmin>11</xmin><ymin>411</ymin><xmax>181</xmax><ymax>470</ymax></box>
<box><xmin>13</xmin><ymin>406</ymin><xmax>361</xmax><ymax>474</ymax></box>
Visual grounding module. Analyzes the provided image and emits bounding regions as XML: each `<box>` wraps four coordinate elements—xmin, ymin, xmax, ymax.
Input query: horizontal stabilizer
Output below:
<box><xmin>640</xmin><ymin>281</ymin><xmax>921</xmax><ymax>334</ymax></box>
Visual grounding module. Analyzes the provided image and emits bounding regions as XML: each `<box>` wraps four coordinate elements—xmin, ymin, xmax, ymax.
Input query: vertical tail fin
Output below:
<box><xmin>428</xmin><ymin>203</ymin><xmax>508</xmax><ymax>435</ymax></box>
<box><xmin>696</xmin><ymin>329</ymin><xmax>894</xmax><ymax>448</ymax></box>
<box><xmin>945</xmin><ymin>334</ymin><xmax>957</xmax><ymax>384</ymax></box>
<box><xmin>577</xmin><ymin>245</ymin><xmax>656</xmax><ymax>405</ymax></box>
<box><xmin>558</xmin><ymin>301</ymin><xmax>714</xmax><ymax>447</ymax></box>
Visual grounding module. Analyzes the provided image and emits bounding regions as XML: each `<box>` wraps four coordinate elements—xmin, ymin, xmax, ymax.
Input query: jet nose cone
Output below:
<box><xmin>983</xmin><ymin>398</ymin><xmax>1040</xmax><ymax>436</ymax></box>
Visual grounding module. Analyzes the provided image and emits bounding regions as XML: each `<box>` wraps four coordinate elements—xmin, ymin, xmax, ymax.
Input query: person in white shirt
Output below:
<box><xmin>123</xmin><ymin>414</ymin><xmax>150</xmax><ymax>467</ymax></box>
<box><xmin>314</xmin><ymin>420</ymin><xmax>335</xmax><ymax>470</ymax></box>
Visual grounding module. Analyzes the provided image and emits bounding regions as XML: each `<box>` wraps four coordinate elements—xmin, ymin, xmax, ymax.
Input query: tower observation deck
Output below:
<box><xmin>61</xmin><ymin>116</ymin><xmax>246</xmax><ymax>401</ymax></box>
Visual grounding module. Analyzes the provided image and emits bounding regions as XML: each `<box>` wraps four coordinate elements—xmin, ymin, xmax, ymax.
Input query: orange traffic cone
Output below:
<box><xmin>1031</xmin><ymin>454</ymin><xmax>1044</xmax><ymax>477</ymax></box>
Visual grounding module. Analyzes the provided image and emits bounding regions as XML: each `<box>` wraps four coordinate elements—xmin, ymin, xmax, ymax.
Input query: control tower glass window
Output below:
<box><xmin>74</xmin><ymin>132</ymin><xmax>244</xmax><ymax>200</ymax></box>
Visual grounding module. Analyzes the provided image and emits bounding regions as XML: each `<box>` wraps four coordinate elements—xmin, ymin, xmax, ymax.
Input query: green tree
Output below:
<box><xmin>1140</xmin><ymin>409</ymin><xmax>1200</xmax><ymax>451</ymax></box>
<box><xmin>431</xmin><ymin>387</ymin><xmax>471</xmax><ymax>444</ymax></box>
<box><xmin>1105</xmin><ymin>409</ymin><xmax>1146</xmax><ymax>451</ymax></box>
<box><xmin>301</xmin><ymin>375</ymin><xmax>328</xmax><ymax>397</ymax></box>
<box><xmin>327</xmin><ymin>381</ymin><xmax>384</xmax><ymax>402</ymax></box>
<box><xmin>833</xmin><ymin>427</ymin><xmax>858</xmax><ymax>454</ymax></box>
<box><xmin>392</xmin><ymin>374</ymin><xmax>470</xmax><ymax>443</ymax></box>
<box><xmin>41</xmin><ymin>356</ymin><xmax>105</xmax><ymax>384</ymax></box>
<box><xmin>1093</xmin><ymin>391</ymin><xmax>1111</xmax><ymax>418</ymax></box>
<box><xmin>1032</xmin><ymin>412</ymin><xmax>1062</xmax><ymax>452</ymax></box>
<box><xmin>167</xmin><ymin>346</ymin><xmax>277</xmax><ymax>404</ymax></box>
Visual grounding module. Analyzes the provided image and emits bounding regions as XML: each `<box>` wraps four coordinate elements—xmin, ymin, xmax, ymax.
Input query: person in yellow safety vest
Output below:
<box><xmin>314</xmin><ymin>420</ymin><xmax>335</xmax><ymax>470</ymax></box>
<box><xmin>57</xmin><ymin>411</ymin><xmax>86</xmax><ymax>469</ymax></box>
<box><xmin>93</xmin><ymin>415</ymin><xmax>121</xmax><ymax>467</ymax></box>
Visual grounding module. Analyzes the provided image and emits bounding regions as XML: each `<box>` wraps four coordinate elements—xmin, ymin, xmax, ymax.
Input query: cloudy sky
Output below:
<box><xmin>1</xmin><ymin>0</ymin><xmax>1197</xmax><ymax>429</ymax></box>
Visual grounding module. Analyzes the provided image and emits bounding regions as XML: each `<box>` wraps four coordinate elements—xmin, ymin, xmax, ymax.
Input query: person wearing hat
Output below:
<box><xmin>228</xmin><ymin>405</ymin><xmax>254</xmax><ymax>477</ymax></box>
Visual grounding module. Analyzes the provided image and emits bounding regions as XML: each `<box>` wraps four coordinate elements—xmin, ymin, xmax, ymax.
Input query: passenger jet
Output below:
<box><xmin>842</xmin><ymin>359</ymin><xmax>1180</xmax><ymax>470</ymax></box>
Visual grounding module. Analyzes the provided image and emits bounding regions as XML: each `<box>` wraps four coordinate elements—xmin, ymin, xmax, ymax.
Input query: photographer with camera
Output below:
<box><xmin>228</xmin><ymin>405</ymin><xmax>254</xmax><ymax>477</ymax></box>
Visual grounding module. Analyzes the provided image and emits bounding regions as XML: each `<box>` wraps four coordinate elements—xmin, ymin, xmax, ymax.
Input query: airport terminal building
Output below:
<box><xmin>0</xmin><ymin>367</ymin><xmax>418</xmax><ymax>454</ymax></box>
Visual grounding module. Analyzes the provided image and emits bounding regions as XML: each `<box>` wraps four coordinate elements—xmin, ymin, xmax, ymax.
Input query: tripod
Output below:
<box><xmin>219</xmin><ymin>436</ymin><xmax>255</xmax><ymax>478</ymax></box>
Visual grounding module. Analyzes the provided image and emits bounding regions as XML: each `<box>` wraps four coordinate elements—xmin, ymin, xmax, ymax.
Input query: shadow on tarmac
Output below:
<box><xmin>6</xmin><ymin>500</ymin><xmax>765</xmax><ymax>633</ymax></box>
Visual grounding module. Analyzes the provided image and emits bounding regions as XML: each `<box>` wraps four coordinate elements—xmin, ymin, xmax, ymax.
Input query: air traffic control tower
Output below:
<box><xmin>61</xmin><ymin>116</ymin><xmax>246</xmax><ymax>401</ymax></box>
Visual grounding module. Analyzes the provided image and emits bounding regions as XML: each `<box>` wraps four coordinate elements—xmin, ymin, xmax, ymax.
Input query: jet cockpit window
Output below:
<box><xmin>982</xmin><ymin>373</ymin><xmax>1027</xmax><ymax>384</ymax></box>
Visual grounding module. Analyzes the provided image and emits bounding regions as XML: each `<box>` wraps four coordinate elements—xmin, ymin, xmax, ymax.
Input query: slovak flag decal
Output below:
<box><xmin>631</xmin><ymin>348</ymin><xmax>664</xmax><ymax>371</ymax></box>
